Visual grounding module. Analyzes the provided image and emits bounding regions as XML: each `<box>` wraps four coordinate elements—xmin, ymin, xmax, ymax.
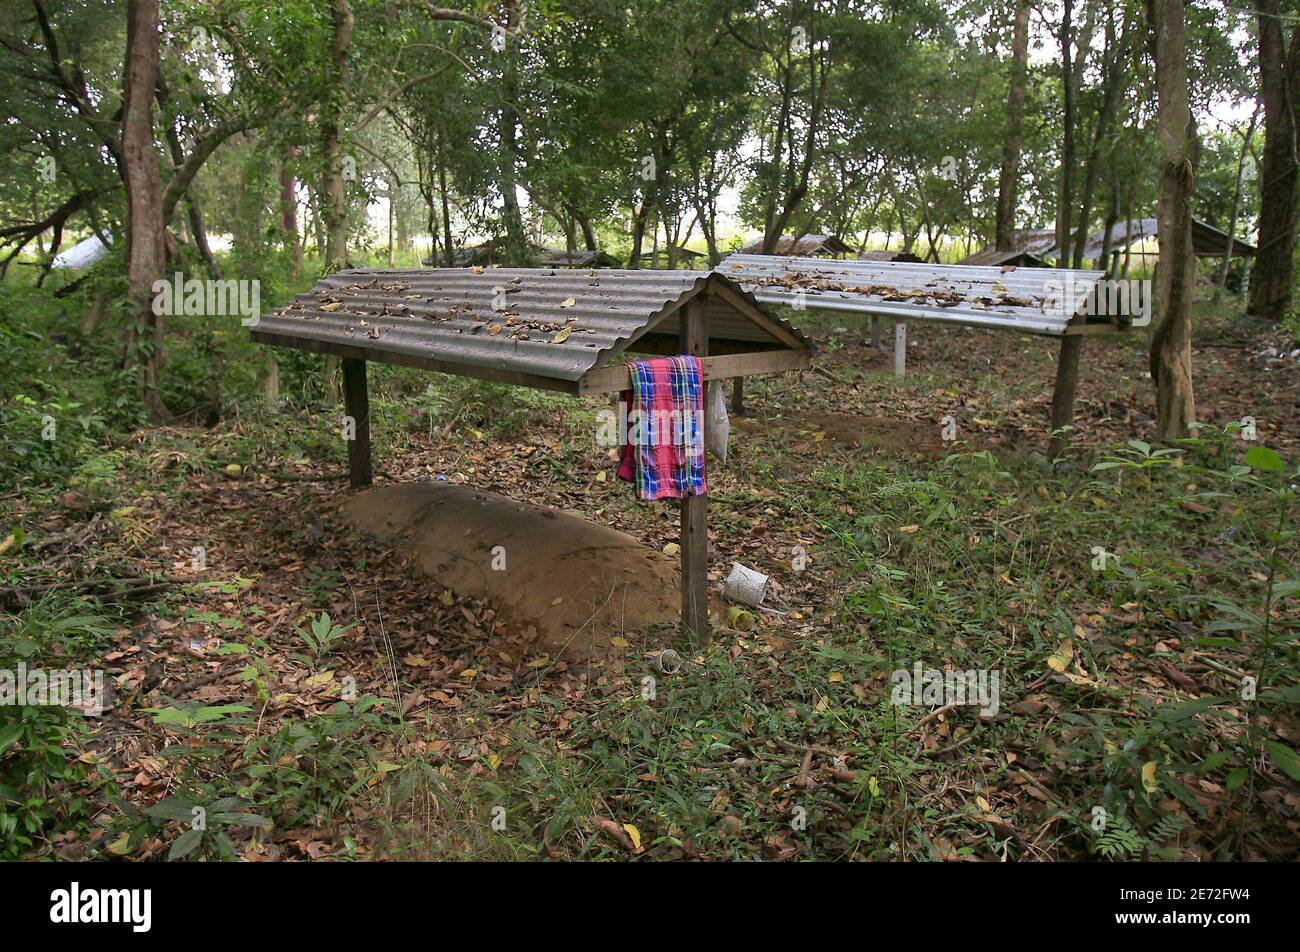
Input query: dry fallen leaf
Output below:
<box><xmin>622</xmin><ymin>823</ymin><xmax>643</xmax><ymax>852</ymax></box>
<box><xmin>1142</xmin><ymin>761</ymin><xmax>1159</xmax><ymax>794</ymax></box>
<box><xmin>1047</xmin><ymin>639</ymin><xmax>1073</xmax><ymax>673</ymax></box>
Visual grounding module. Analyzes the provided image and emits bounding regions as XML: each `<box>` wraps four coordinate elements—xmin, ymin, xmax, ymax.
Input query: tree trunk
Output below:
<box><xmin>436</xmin><ymin>130</ymin><xmax>454</xmax><ymax>265</ymax></box>
<box><xmin>280</xmin><ymin>148</ymin><xmax>302</xmax><ymax>278</ymax></box>
<box><xmin>1149</xmin><ymin>0</ymin><xmax>1198</xmax><ymax>439</ymax></box>
<box><xmin>162</xmin><ymin>119</ymin><xmax>222</xmax><ymax>279</ymax></box>
<box><xmin>387</xmin><ymin>181</ymin><xmax>395</xmax><ymax>266</ymax></box>
<box><xmin>1247</xmin><ymin>0</ymin><xmax>1300</xmax><ymax>320</ymax></box>
<box><xmin>628</xmin><ymin>201</ymin><xmax>651</xmax><ymax>268</ymax></box>
<box><xmin>496</xmin><ymin>0</ymin><xmax>528</xmax><ymax>265</ymax></box>
<box><xmin>1100</xmin><ymin>172</ymin><xmax>1120</xmax><ymax>273</ymax></box>
<box><xmin>322</xmin><ymin>0</ymin><xmax>353</xmax><ymax>272</ymax></box>
<box><xmin>995</xmin><ymin>0</ymin><xmax>1030</xmax><ymax>250</ymax></box>
<box><xmin>562</xmin><ymin>208</ymin><xmax>577</xmax><ymax>253</ymax></box>
<box><xmin>187</xmin><ymin>198</ymin><xmax>221</xmax><ymax>279</ymax></box>
<box><xmin>1049</xmin><ymin>335</ymin><xmax>1083</xmax><ymax>458</ymax></box>
<box><xmin>1073</xmin><ymin>7</ymin><xmax>1124</xmax><ymax>267</ymax></box>
<box><xmin>122</xmin><ymin>0</ymin><xmax>171</xmax><ymax>424</ymax></box>
<box><xmin>1220</xmin><ymin>109</ymin><xmax>1258</xmax><ymax>286</ymax></box>
<box><xmin>1056</xmin><ymin>0</ymin><xmax>1076</xmax><ymax>268</ymax></box>
<box><xmin>577</xmin><ymin>211</ymin><xmax>597</xmax><ymax>251</ymax></box>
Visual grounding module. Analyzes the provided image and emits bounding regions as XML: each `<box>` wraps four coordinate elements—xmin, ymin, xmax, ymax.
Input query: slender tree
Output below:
<box><xmin>122</xmin><ymin>0</ymin><xmax>170</xmax><ymax>423</ymax></box>
<box><xmin>1149</xmin><ymin>0</ymin><xmax>1197</xmax><ymax>438</ymax></box>
<box><xmin>995</xmin><ymin>0</ymin><xmax>1030</xmax><ymax>250</ymax></box>
<box><xmin>1247</xmin><ymin>0</ymin><xmax>1300</xmax><ymax>321</ymax></box>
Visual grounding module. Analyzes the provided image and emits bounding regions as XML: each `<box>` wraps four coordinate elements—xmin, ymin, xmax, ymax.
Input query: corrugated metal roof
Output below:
<box><xmin>635</xmin><ymin>246</ymin><xmax>704</xmax><ymax>263</ymax></box>
<box><xmin>1012</xmin><ymin>228</ymin><xmax>1062</xmax><ymax>259</ymax></box>
<box><xmin>715</xmin><ymin>254</ymin><xmax>1134</xmax><ymax>336</ymax></box>
<box><xmin>1082</xmin><ymin>218</ymin><xmax>1257</xmax><ymax>260</ymax></box>
<box><xmin>539</xmin><ymin>249</ymin><xmax>621</xmax><ymax>268</ymax></box>
<box><xmin>251</xmin><ymin>268</ymin><xmax>811</xmax><ymax>392</ymax></box>
<box><xmin>858</xmin><ymin>250</ymin><xmax>923</xmax><ymax>263</ymax></box>
<box><xmin>52</xmin><ymin>232</ymin><xmax>112</xmax><ymax>269</ymax></box>
<box><xmin>957</xmin><ymin>247</ymin><xmax>1051</xmax><ymax>268</ymax></box>
<box><xmin>736</xmin><ymin>234</ymin><xmax>854</xmax><ymax>257</ymax></box>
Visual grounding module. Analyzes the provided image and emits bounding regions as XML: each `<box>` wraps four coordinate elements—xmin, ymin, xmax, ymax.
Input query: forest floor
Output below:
<box><xmin>4</xmin><ymin>283</ymin><xmax>1299</xmax><ymax>861</ymax></box>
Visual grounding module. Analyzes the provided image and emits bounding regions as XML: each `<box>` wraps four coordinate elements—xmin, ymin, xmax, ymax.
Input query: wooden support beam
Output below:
<box><xmin>731</xmin><ymin>375</ymin><xmax>745</xmax><ymax>416</ymax></box>
<box><xmin>342</xmin><ymin>357</ymin><xmax>372</xmax><ymax>488</ymax></box>
<box><xmin>871</xmin><ymin>315</ymin><xmax>882</xmax><ymax>350</ymax></box>
<box><xmin>894</xmin><ymin>322</ymin><xmax>907</xmax><ymax>378</ymax></box>
<box><xmin>679</xmin><ymin>297</ymin><xmax>710</xmax><ymax>646</ymax></box>
<box><xmin>578</xmin><ymin>348</ymin><xmax>807</xmax><ymax>395</ymax></box>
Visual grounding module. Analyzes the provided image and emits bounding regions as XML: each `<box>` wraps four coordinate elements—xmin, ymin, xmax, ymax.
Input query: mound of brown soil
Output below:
<box><xmin>341</xmin><ymin>481</ymin><xmax>696</xmax><ymax>657</ymax></box>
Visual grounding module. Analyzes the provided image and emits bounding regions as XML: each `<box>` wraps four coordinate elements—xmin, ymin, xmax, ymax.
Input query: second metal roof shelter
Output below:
<box><xmin>1083</xmin><ymin>218</ymin><xmax>1258</xmax><ymax>263</ymax></box>
<box><xmin>251</xmin><ymin>267</ymin><xmax>812</xmax><ymax>645</ymax></box>
<box><xmin>714</xmin><ymin>253</ymin><xmax>1141</xmax><ymax>442</ymax></box>
<box><xmin>956</xmin><ymin>247</ymin><xmax>1052</xmax><ymax>269</ymax></box>
<box><xmin>716</xmin><ymin>253</ymin><xmax>1137</xmax><ymax>337</ymax></box>
<box><xmin>736</xmin><ymin>233</ymin><xmax>854</xmax><ymax>257</ymax></box>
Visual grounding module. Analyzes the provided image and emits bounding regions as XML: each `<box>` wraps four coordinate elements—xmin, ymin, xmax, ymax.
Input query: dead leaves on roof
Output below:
<box><xmin>295</xmin><ymin>278</ymin><xmax>589</xmax><ymax>345</ymax></box>
<box><xmin>751</xmin><ymin>272</ymin><xmax>1036</xmax><ymax>310</ymax></box>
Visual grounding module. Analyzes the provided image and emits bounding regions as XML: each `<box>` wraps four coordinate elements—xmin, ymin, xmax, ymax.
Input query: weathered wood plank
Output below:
<box><xmin>679</xmin><ymin>297</ymin><xmax>710</xmax><ymax>646</ymax></box>
<box><xmin>577</xmin><ymin>348</ymin><xmax>807</xmax><ymax>395</ymax></box>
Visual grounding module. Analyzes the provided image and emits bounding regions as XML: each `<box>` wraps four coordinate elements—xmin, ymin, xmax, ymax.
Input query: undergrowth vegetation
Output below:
<box><xmin>2</xmin><ymin>272</ymin><xmax>1297</xmax><ymax>861</ymax></box>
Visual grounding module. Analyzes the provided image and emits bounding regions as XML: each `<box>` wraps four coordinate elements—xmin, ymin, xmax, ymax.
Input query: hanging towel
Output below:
<box><xmin>617</xmin><ymin>355</ymin><xmax>707</xmax><ymax>500</ymax></box>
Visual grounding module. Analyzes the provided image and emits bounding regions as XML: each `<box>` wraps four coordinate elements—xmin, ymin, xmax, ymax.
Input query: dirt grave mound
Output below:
<box><xmin>341</xmin><ymin>481</ymin><xmax>689</xmax><ymax>657</ymax></box>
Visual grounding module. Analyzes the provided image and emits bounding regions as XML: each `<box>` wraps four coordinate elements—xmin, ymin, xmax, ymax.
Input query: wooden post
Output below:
<box><xmin>342</xmin><ymin>357</ymin><xmax>372</xmax><ymax>488</ymax></box>
<box><xmin>894</xmin><ymin>322</ymin><xmax>907</xmax><ymax>378</ymax></box>
<box><xmin>731</xmin><ymin>375</ymin><xmax>745</xmax><ymax>416</ymax></box>
<box><xmin>1048</xmin><ymin>335</ymin><xmax>1083</xmax><ymax>458</ymax></box>
<box><xmin>870</xmin><ymin>315</ymin><xmax>882</xmax><ymax>350</ymax></box>
<box><xmin>679</xmin><ymin>297</ymin><xmax>710</xmax><ymax>645</ymax></box>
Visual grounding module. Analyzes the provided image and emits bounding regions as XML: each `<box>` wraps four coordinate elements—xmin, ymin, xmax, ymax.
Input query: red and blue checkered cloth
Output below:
<box><xmin>617</xmin><ymin>355</ymin><xmax>707</xmax><ymax>500</ymax></box>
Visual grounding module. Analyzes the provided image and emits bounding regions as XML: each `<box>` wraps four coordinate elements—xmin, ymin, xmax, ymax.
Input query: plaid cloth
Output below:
<box><xmin>617</xmin><ymin>355</ymin><xmax>707</xmax><ymax>500</ymax></box>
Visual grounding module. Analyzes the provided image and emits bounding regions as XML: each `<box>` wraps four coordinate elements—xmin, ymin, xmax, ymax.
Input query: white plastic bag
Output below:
<box><xmin>705</xmin><ymin>380</ymin><xmax>730</xmax><ymax>465</ymax></box>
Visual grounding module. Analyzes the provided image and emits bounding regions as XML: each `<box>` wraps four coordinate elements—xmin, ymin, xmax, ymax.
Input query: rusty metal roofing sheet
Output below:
<box><xmin>716</xmin><ymin>253</ymin><xmax>1135</xmax><ymax>337</ymax></box>
<box><xmin>251</xmin><ymin>268</ymin><xmax>810</xmax><ymax>391</ymax></box>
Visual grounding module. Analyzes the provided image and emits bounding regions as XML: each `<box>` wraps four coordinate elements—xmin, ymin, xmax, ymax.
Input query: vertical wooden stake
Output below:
<box><xmin>871</xmin><ymin>315</ymin><xmax>882</xmax><ymax>350</ymax></box>
<box><xmin>894</xmin><ymin>322</ymin><xmax>907</xmax><ymax>378</ymax></box>
<box><xmin>731</xmin><ymin>375</ymin><xmax>745</xmax><ymax>416</ymax></box>
<box><xmin>342</xmin><ymin>357</ymin><xmax>372</xmax><ymax>488</ymax></box>
<box><xmin>679</xmin><ymin>297</ymin><xmax>710</xmax><ymax>645</ymax></box>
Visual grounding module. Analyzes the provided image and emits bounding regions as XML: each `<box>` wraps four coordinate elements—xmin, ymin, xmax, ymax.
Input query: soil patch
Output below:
<box><xmin>341</xmin><ymin>481</ymin><xmax>703</xmax><ymax>657</ymax></box>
